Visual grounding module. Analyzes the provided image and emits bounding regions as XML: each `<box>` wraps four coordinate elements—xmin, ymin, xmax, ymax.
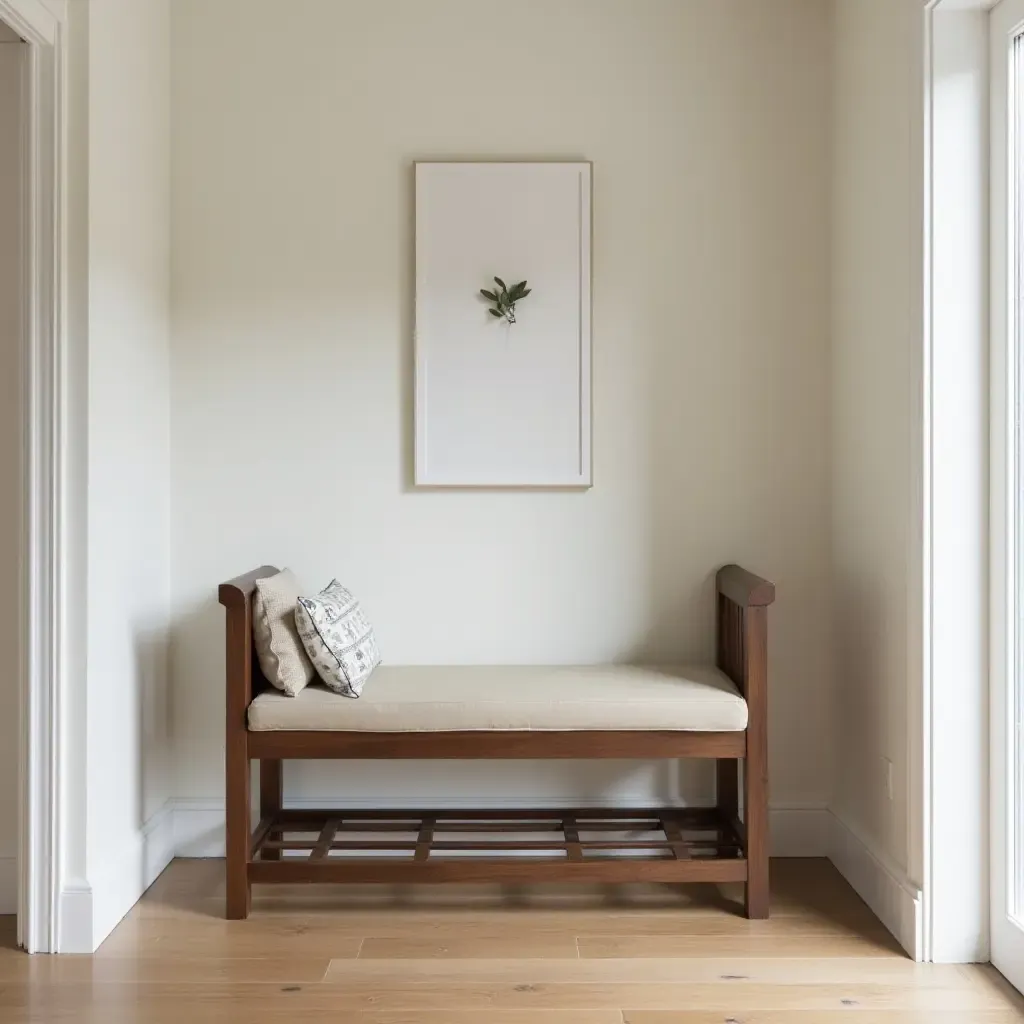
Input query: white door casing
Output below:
<box><xmin>991</xmin><ymin>0</ymin><xmax>1024</xmax><ymax>992</ymax></box>
<box><xmin>0</xmin><ymin>0</ymin><xmax>66</xmax><ymax>954</ymax></box>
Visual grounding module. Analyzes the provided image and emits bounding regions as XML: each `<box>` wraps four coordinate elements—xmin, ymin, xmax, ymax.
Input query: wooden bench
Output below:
<box><xmin>218</xmin><ymin>564</ymin><xmax>775</xmax><ymax>919</ymax></box>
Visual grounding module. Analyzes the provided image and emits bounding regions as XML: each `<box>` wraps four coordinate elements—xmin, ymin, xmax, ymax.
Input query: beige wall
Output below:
<box><xmin>831</xmin><ymin>0</ymin><xmax>925</xmax><ymax>884</ymax></box>
<box><xmin>170</xmin><ymin>0</ymin><xmax>834</xmax><ymax>816</ymax></box>
<box><xmin>0</xmin><ymin>31</ymin><xmax>25</xmax><ymax>915</ymax></box>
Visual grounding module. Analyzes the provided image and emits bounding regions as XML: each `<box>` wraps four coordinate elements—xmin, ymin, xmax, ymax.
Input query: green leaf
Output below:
<box><xmin>488</xmin><ymin>308</ymin><xmax>503</xmax><ymax>317</ymax></box>
<box><xmin>520</xmin><ymin>288</ymin><xmax>532</xmax><ymax>298</ymax></box>
<box><xmin>494</xmin><ymin>276</ymin><xmax>507</xmax><ymax>291</ymax></box>
<box><xmin>480</xmin><ymin>289</ymin><xmax>498</xmax><ymax>301</ymax></box>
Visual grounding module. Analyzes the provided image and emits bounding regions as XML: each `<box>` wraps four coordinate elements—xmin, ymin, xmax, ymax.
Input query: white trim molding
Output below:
<box><xmin>0</xmin><ymin>0</ymin><xmax>68</xmax><ymax>954</ymax></box>
<box><xmin>57</xmin><ymin>878</ymin><xmax>91</xmax><ymax>956</ymax></box>
<box><xmin>919</xmin><ymin>0</ymin><xmax>991</xmax><ymax>965</ymax></box>
<box><xmin>58</xmin><ymin>802</ymin><xmax>175</xmax><ymax>955</ymax></box>
<box><xmin>0</xmin><ymin>0</ymin><xmax>59</xmax><ymax>46</ymax></box>
<box><xmin>988</xmin><ymin>0</ymin><xmax>1024</xmax><ymax>990</ymax></box>
<box><xmin>89</xmin><ymin>801</ymin><xmax>176</xmax><ymax>950</ymax></box>
<box><xmin>828</xmin><ymin>811</ymin><xmax>924</xmax><ymax>961</ymax></box>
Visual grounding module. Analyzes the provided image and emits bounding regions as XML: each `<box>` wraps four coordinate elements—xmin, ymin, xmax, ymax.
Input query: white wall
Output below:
<box><xmin>830</xmin><ymin>0</ymin><xmax>926</xmax><ymax>954</ymax></box>
<box><xmin>58</xmin><ymin>0</ymin><xmax>92</xmax><ymax>950</ymax></box>
<box><xmin>84</xmin><ymin>0</ymin><xmax>173</xmax><ymax>946</ymax></box>
<box><xmin>170</xmin><ymin>0</ymin><xmax>834</xmax><ymax>827</ymax></box>
<box><xmin>0</xmin><ymin>27</ymin><xmax>25</xmax><ymax>915</ymax></box>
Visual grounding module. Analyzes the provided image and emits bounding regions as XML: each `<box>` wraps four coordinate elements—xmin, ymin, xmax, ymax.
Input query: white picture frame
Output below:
<box><xmin>414</xmin><ymin>161</ymin><xmax>592</xmax><ymax>488</ymax></box>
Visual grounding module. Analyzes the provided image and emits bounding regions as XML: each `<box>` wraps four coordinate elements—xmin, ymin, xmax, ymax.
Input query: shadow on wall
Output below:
<box><xmin>135</xmin><ymin>625</ymin><xmax>171</xmax><ymax>832</ymax></box>
<box><xmin>832</xmin><ymin>571</ymin><xmax>889</xmax><ymax>851</ymax></box>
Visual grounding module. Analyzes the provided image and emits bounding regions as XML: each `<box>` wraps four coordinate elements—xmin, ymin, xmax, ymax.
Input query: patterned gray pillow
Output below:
<box><xmin>294</xmin><ymin>580</ymin><xmax>381</xmax><ymax>698</ymax></box>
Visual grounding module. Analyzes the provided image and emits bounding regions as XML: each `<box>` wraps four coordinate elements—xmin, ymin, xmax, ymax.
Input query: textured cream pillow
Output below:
<box><xmin>252</xmin><ymin>569</ymin><xmax>315</xmax><ymax>696</ymax></box>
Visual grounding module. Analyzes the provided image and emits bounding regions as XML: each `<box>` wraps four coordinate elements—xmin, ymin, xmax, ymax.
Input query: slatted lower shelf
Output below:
<box><xmin>247</xmin><ymin>807</ymin><xmax>748</xmax><ymax>885</ymax></box>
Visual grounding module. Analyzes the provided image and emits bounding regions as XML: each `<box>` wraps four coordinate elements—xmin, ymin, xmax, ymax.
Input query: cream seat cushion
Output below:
<box><xmin>247</xmin><ymin>665</ymin><xmax>747</xmax><ymax>732</ymax></box>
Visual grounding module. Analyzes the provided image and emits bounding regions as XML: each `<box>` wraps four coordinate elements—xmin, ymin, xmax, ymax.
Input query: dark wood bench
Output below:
<box><xmin>218</xmin><ymin>563</ymin><xmax>775</xmax><ymax>919</ymax></box>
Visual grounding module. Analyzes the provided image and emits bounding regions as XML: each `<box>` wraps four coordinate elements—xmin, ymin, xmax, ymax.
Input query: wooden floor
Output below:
<box><xmin>0</xmin><ymin>858</ymin><xmax>1021</xmax><ymax>1023</ymax></box>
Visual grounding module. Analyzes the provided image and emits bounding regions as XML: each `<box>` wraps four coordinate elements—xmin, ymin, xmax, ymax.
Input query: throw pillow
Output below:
<box><xmin>252</xmin><ymin>568</ymin><xmax>315</xmax><ymax>697</ymax></box>
<box><xmin>295</xmin><ymin>580</ymin><xmax>381</xmax><ymax>698</ymax></box>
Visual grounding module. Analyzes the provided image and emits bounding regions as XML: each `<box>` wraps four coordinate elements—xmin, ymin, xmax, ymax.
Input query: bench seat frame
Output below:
<box><xmin>219</xmin><ymin>564</ymin><xmax>774</xmax><ymax>920</ymax></box>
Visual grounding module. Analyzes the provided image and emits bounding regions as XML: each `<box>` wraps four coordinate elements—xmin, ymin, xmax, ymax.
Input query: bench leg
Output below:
<box><xmin>260</xmin><ymin>760</ymin><xmax>283</xmax><ymax>861</ymax></box>
<box><xmin>744</xmin><ymin>726</ymin><xmax>770</xmax><ymax>918</ymax></box>
<box><xmin>744</xmin><ymin>755</ymin><xmax>769</xmax><ymax>919</ymax></box>
<box><xmin>716</xmin><ymin>759</ymin><xmax>738</xmax><ymax>821</ymax></box>
<box><xmin>226</xmin><ymin>742</ymin><xmax>251</xmax><ymax>920</ymax></box>
<box><xmin>719</xmin><ymin>757</ymin><xmax>768</xmax><ymax>917</ymax></box>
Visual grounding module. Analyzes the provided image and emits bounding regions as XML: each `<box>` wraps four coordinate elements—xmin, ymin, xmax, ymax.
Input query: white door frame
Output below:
<box><xmin>0</xmin><ymin>0</ymin><xmax>66</xmax><ymax>955</ymax></box>
<box><xmin>921</xmin><ymin>0</ymin><xmax>996</xmax><ymax>964</ymax></box>
<box><xmin>988</xmin><ymin>0</ymin><xmax>1024</xmax><ymax>990</ymax></box>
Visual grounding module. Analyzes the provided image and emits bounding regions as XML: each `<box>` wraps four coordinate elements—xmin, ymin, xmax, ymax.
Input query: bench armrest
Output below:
<box><xmin>219</xmin><ymin>565</ymin><xmax>280</xmax><ymax>609</ymax></box>
<box><xmin>716</xmin><ymin>564</ymin><xmax>776</xmax><ymax>608</ymax></box>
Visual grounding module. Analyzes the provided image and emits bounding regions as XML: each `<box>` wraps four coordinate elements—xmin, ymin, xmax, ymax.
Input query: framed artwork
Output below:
<box><xmin>414</xmin><ymin>161</ymin><xmax>592</xmax><ymax>487</ymax></box>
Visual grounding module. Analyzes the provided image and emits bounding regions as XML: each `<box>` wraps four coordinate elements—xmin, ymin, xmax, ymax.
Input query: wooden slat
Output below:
<box><xmin>258</xmin><ymin>840</ymin><xmax>738</xmax><ymax>855</ymax></box>
<box><xmin>562</xmin><ymin>815</ymin><xmax>582</xmax><ymax>861</ymax></box>
<box><xmin>248</xmin><ymin>857</ymin><xmax>749</xmax><ymax>885</ymax></box>
<box><xmin>415</xmin><ymin>815</ymin><xmax>435</xmax><ymax>862</ymax></box>
<box><xmin>248</xmin><ymin>730</ymin><xmax>746</xmax><ymax>760</ymax></box>
<box><xmin>252</xmin><ymin>808</ymin><xmax>741</xmax><ymax>873</ymax></box>
<box><xmin>660</xmin><ymin>813</ymin><xmax>690</xmax><ymax>861</ymax></box>
<box><xmin>311</xmin><ymin>818</ymin><xmax>340</xmax><ymax>860</ymax></box>
<box><xmin>266</xmin><ymin>820</ymin><xmax>668</xmax><ymax>835</ymax></box>
<box><xmin>261</xmin><ymin>840</ymin><xmax>679</xmax><ymax>853</ymax></box>
<box><xmin>271</xmin><ymin>807</ymin><xmax>725</xmax><ymax>825</ymax></box>
<box><xmin>249</xmin><ymin>816</ymin><xmax>275</xmax><ymax>857</ymax></box>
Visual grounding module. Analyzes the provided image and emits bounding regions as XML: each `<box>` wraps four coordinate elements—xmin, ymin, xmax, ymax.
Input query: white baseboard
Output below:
<box><xmin>62</xmin><ymin>801</ymin><xmax>176</xmax><ymax>953</ymax></box>
<box><xmin>827</xmin><ymin>809</ymin><xmax>922</xmax><ymax>960</ymax></box>
<box><xmin>174</xmin><ymin>798</ymin><xmax>226</xmax><ymax>859</ymax></box>
<box><xmin>770</xmin><ymin>805</ymin><xmax>830</xmax><ymax>856</ymax></box>
<box><xmin>172</xmin><ymin>798</ymin><xmax>831</xmax><ymax>859</ymax></box>
<box><xmin>58</xmin><ymin>879</ymin><xmax>94</xmax><ymax>954</ymax></box>
<box><xmin>0</xmin><ymin>856</ymin><xmax>15</xmax><ymax>915</ymax></box>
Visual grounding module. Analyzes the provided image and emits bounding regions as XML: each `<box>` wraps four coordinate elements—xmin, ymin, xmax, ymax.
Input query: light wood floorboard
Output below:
<box><xmin>0</xmin><ymin>858</ymin><xmax>1018</xmax><ymax>1023</ymax></box>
